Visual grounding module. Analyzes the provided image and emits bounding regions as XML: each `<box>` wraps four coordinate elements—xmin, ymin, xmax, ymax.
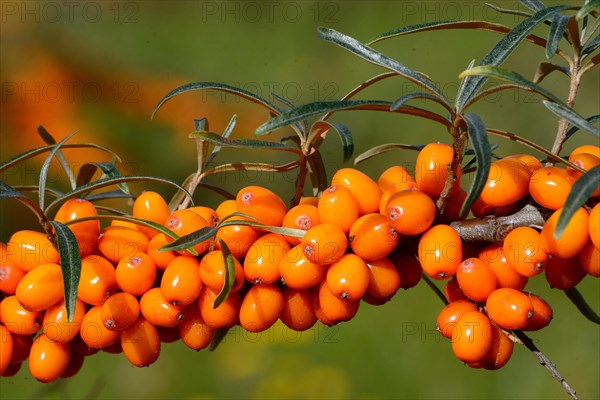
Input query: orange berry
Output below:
<box><xmin>299</xmin><ymin>196</ymin><xmax>319</xmax><ymax>207</ymax></box>
<box><xmin>239</xmin><ymin>284</ymin><xmax>284</xmax><ymax>332</ymax></box>
<box><xmin>377</xmin><ymin>165</ymin><xmax>414</xmax><ymax>192</ymax></box>
<box><xmin>444</xmin><ymin>277</ymin><xmax>468</xmax><ymax>302</ymax></box>
<box><xmin>1</xmin><ymin>361</ymin><xmax>21</xmax><ymax>377</ymax></box>
<box><xmin>589</xmin><ymin>204</ymin><xmax>600</xmax><ymax>249</ymax></box>
<box><xmin>415</xmin><ymin>142</ymin><xmax>456</xmax><ymax>198</ymax></box>
<box><xmin>101</xmin><ymin>292</ymin><xmax>140</xmax><ymax>331</ymax></box>
<box><xmin>503</xmin><ymin>227</ymin><xmax>548</xmax><ymax>277</ymax></box>
<box><xmin>54</xmin><ymin>198</ymin><xmax>100</xmax><ymax>257</ymax></box>
<box><xmin>160</xmin><ymin>255</ymin><xmax>202</xmax><ymax>306</ymax></box>
<box><xmin>164</xmin><ymin>209</ymin><xmax>211</xmax><ymax>256</ymax></box>
<box><xmin>0</xmin><ymin>325</ymin><xmax>12</xmax><ymax>375</ymax></box>
<box><xmin>281</xmin><ymin>204</ymin><xmax>320</xmax><ymax>245</ymax></box>
<box><xmin>140</xmin><ymin>287</ymin><xmax>184</xmax><ymax>328</ymax></box>
<box><xmin>147</xmin><ymin>233</ymin><xmax>177</xmax><ymax>270</ymax></box>
<box><xmin>279</xmin><ymin>245</ymin><xmax>327</xmax><ymax>290</ymax></box>
<box><xmin>544</xmin><ymin>256</ymin><xmax>586</xmax><ymax>290</ymax></box>
<box><xmin>110</xmin><ymin>219</ymin><xmax>139</xmax><ymax>230</ymax></box>
<box><xmin>349</xmin><ymin>214</ymin><xmax>399</xmax><ymax>261</ymax></box>
<box><xmin>317</xmin><ymin>280</ymin><xmax>360</xmax><ymax>324</ymax></box>
<box><xmin>326</xmin><ymin>254</ymin><xmax>369</xmax><ymax>301</ymax></box>
<box><xmin>0</xmin><ymin>255</ymin><xmax>25</xmax><ymax>295</ymax></box>
<box><xmin>102</xmin><ymin>340</ymin><xmax>123</xmax><ymax>354</ymax></box>
<box><xmin>197</xmin><ymin>287</ymin><xmax>241</xmax><ymax>329</ymax></box>
<box><xmin>80</xmin><ymin>305</ymin><xmax>120</xmax><ymax>349</ymax></box>
<box><xmin>178</xmin><ymin>305</ymin><xmax>214</xmax><ymax>351</ymax></box>
<box><xmin>456</xmin><ymin>257</ymin><xmax>497</xmax><ymax>302</ymax></box>
<box><xmin>389</xmin><ymin>249</ymin><xmax>422</xmax><ymax>289</ymax></box>
<box><xmin>115</xmin><ymin>252</ymin><xmax>157</xmax><ymax>297</ymax></box>
<box><xmin>199</xmin><ymin>250</ymin><xmax>244</xmax><ymax>293</ymax></box>
<box><xmin>78</xmin><ymin>255</ymin><xmax>118</xmax><ymax>305</ymax></box>
<box><xmin>301</xmin><ymin>223</ymin><xmax>347</xmax><ymax>265</ymax></box>
<box><xmin>529</xmin><ymin>166</ymin><xmax>573</xmax><ymax>210</ymax></box>
<box><xmin>442</xmin><ymin>186</ymin><xmax>467</xmax><ymax>222</ymax></box>
<box><xmin>8</xmin><ymin>332</ymin><xmax>32</xmax><ymax>364</ymax></box>
<box><xmin>236</xmin><ymin>185</ymin><xmax>287</xmax><ymax>227</ymax></box>
<box><xmin>60</xmin><ymin>347</ymin><xmax>85</xmax><ymax>378</ymax></box>
<box><xmin>244</xmin><ymin>233</ymin><xmax>290</xmax><ymax>285</ymax></box>
<box><xmin>478</xmin><ymin>244</ymin><xmax>528</xmax><ymax>290</ymax></box>
<box><xmin>6</xmin><ymin>230</ymin><xmax>59</xmax><ymax>272</ymax></box>
<box><xmin>504</xmin><ymin>154</ymin><xmax>542</xmax><ymax>174</ymax></box>
<box><xmin>189</xmin><ymin>206</ymin><xmax>220</xmax><ymax>227</ymax></box>
<box><xmin>418</xmin><ymin>224</ymin><xmax>463</xmax><ymax>280</ymax></box>
<box><xmin>522</xmin><ymin>292</ymin><xmax>553</xmax><ymax>331</ymax></box>
<box><xmin>16</xmin><ymin>263</ymin><xmax>63</xmax><ymax>311</ymax></box>
<box><xmin>571</xmin><ymin>144</ymin><xmax>600</xmax><ymax>158</ymax></box>
<box><xmin>313</xmin><ymin>288</ymin><xmax>335</xmax><ymax>326</ymax></box>
<box><xmin>486</xmin><ymin>288</ymin><xmax>533</xmax><ymax>330</ymax></box>
<box><xmin>578</xmin><ymin>241</ymin><xmax>600</xmax><ymax>277</ymax></box>
<box><xmin>365</xmin><ymin>257</ymin><xmax>402</xmax><ymax>300</ymax></box>
<box><xmin>132</xmin><ymin>191</ymin><xmax>172</xmax><ymax>239</ymax></box>
<box><xmin>216</xmin><ymin>224</ymin><xmax>260</xmax><ymax>260</ymax></box>
<box><xmin>480</xmin><ymin>158</ymin><xmax>531</xmax><ymax>207</ymax></box>
<box><xmin>98</xmin><ymin>225</ymin><xmax>149</xmax><ymax>263</ymax></box>
<box><xmin>0</xmin><ymin>295</ymin><xmax>42</xmax><ymax>335</ymax></box>
<box><xmin>331</xmin><ymin>168</ymin><xmax>382</xmax><ymax>215</ymax></box>
<box><xmin>42</xmin><ymin>298</ymin><xmax>86</xmax><ymax>343</ymax></box>
<box><xmin>541</xmin><ymin>207</ymin><xmax>589</xmax><ymax>259</ymax></box>
<box><xmin>317</xmin><ymin>185</ymin><xmax>359</xmax><ymax>234</ymax></box>
<box><xmin>451</xmin><ymin>311</ymin><xmax>493</xmax><ymax>363</ymax></box>
<box><xmin>28</xmin><ymin>333</ymin><xmax>70</xmax><ymax>383</ymax></box>
<box><xmin>157</xmin><ymin>327</ymin><xmax>180</xmax><ymax>344</ymax></box>
<box><xmin>379</xmin><ymin>181</ymin><xmax>418</xmax><ymax>214</ymax></box>
<box><xmin>469</xmin><ymin>324</ymin><xmax>514</xmax><ymax>370</ymax></box>
<box><xmin>567</xmin><ymin>153</ymin><xmax>600</xmax><ymax>196</ymax></box>
<box><xmin>384</xmin><ymin>189</ymin><xmax>436</xmax><ymax>236</ymax></box>
<box><xmin>280</xmin><ymin>287</ymin><xmax>317</xmax><ymax>331</ymax></box>
<box><xmin>215</xmin><ymin>199</ymin><xmax>238</xmax><ymax>221</ymax></box>
<box><xmin>120</xmin><ymin>317</ymin><xmax>160</xmax><ymax>367</ymax></box>
<box><xmin>436</xmin><ymin>299</ymin><xmax>478</xmax><ymax>339</ymax></box>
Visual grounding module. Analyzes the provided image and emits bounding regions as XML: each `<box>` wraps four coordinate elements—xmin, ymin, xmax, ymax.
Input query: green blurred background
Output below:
<box><xmin>1</xmin><ymin>1</ymin><xmax>599</xmax><ymax>399</ymax></box>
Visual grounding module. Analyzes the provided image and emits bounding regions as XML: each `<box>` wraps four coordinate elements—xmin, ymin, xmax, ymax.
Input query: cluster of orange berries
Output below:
<box><xmin>1</xmin><ymin>142</ymin><xmax>598</xmax><ymax>381</ymax></box>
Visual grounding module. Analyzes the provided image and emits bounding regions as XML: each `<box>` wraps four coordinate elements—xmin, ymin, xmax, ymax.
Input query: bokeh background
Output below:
<box><xmin>1</xmin><ymin>1</ymin><xmax>599</xmax><ymax>399</ymax></box>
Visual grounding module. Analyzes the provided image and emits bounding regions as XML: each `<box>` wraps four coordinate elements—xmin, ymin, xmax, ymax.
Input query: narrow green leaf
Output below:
<box><xmin>456</xmin><ymin>5</ymin><xmax>569</xmax><ymax>112</ymax></box>
<box><xmin>582</xmin><ymin>34</ymin><xmax>600</xmax><ymax>58</ymax></box>
<box><xmin>546</xmin><ymin>14</ymin><xmax>570</xmax><ymax>58</ymax></box>
<box><xmin>460</xmin><ymin>113</ymin><xmax>492</xmax><ymax>218</ymax></box>
<box><xmin>319</xmin><ymin>27</ymin><xmax>449</xmax><ymax>105</ymax></box>
<box><xmin>459</xmin><ymin>65</ymin><xmax>566</xmax><ymax>106</ymax></box>
<box><xmin>152</xmin><ymin>82</ymin><xmax>282</xmax><ymax>120</ymax></box>
<box><xmin>555</xmin><ymin>165</ymin><xmax>600</xmax><ymax>239</ymax></box>
<box><xmin>39</xmin><ymin>131</ymin><xmax>78</xmax><ymax>210</ymax></box>
<box><xmin>50</xmin><ymin>221</ymin><xmax>81</xmax><ymax>322</ymax></box>
<box><xmin>565</xmin><ymin>114</ymin><xmax>600</xmax><ymax>139</ymax></box>
<box><xmin>307</xmin><ymin>150</ymin><xmax>329</xmax><ymax>195</ymax></box>
<box><xmin>391</xmin><ymin>92</ymin><xmax>453</xmax><ymax>113</ymax></box>
<box><xmin>354</xmin><ymin>143</ymin><xmax>424</xmax><ymax>165</ymax></box>
<box><xmin>217</xmin><ymin>212</ymin><xmax>258</xmax><ymax>226</ymax></box>
<box><xmin>200</xmin><ymin>161</ymin><xmax>300</xmax><ymax>181</ymax></box>
<box><xmin>12</xmin><ymin>185</ymin><xmax>63</xmax><ymax>199</ymax></box>
<box><xmin>306</xmin><ymin>121</ymin><xmax>354</xmax><ymax>162</ymax></box>
<box><xmin>205</xmin><ymin>114</ymin><xmax>237</xmax><ymax>167</ymax></box>
<box><xmin>218</xmin><ymin>219</ymin><xmax>306</xmax><ymax>238</ymax></box>
<box><xmin>543</xmin><ymin>100</ymin><xmax>600</xmax><ymax>137</ymax></box>
<box><xmin>159</xmin><ymin>226</ymin><xmax>216</xmax><ymax>252</ymax></box>
<box><xmin>189</xmin><ymin>131</ymin><xmax>302</xmax><ymax>154</ymax></box>
<box><xmin>577</xmin><ymin>0</ymin><xmax>600</xmax><ymax>20</ymax></box>
<box><xmin>486</xmin><ymin>3</ymin><xmax>532</xmax><ymax>18</ymax></box>
<box><xmin>0</xmin><ymin>182</ymin><xmax>47</xmax><ymax>221</ymax></box>
<box><xmin>37</xmin><ymin>126</ymin><xmax>77</xmax><ymax>190</ymax></box>
<box><xmin>0</xmin><ymin>143</ymin><xmax>121</xmax><ymax>173</ymax></box>
<box><xmin>83</xmin><ymin>190</ymin><xmax>135</xmax><ymax>202</ymax></box>
<box><xmin>208</xmin><ymin>328</ymin><xmax>230</xmax><ymax>351</ymax></box>
<box><xmin>581</xmin><ymin>16</ymin><xmax>600</xmax><ymax>46</ymax></box>
<box><xmin>76</xmin><ymin>162</ymin><xmax>130</xmax><ymax>194</ymax></box>
<box><xmin>534</xmin><ymin>62</ymin><xmax>570</xmax><ymax>83</ymax></box>
<box><xmin>45</xmin><ymin>176</ymin><xmax>193</xmax><ymax>215</ymax></box>
<box><xmin>520</xmin><ymin>0</ymin><xmax>545</xmax><ymax>12</ymax></box>
<box><xmin>213</xmin><ymin>239</ymin><xmax>236</xmax><ymax>309</ymax></box>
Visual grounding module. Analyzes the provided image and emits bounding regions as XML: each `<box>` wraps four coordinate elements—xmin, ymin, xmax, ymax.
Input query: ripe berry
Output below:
<box><xmin>451</xmin><ymin>311</ymin><xmax>493</xmax><ymax>364</ymax></box>
<box><xmin>418</xmin><ymin>224</ymin><xmax>463</xmax><ymax>279</ymax></box>
<box><xmin>189</xmin><ymin>206</ymin><xmax>220</xmax><ymax>227</ymax></box>
<box><xmin>522</xmin><ymin>292</ymin><xmax>553</xmax><ymax>331</ymax></box>
<box><xmin>101</xmin><ymin>292</ymin><xmax>140</xmax><ymax>331</ymax></box>
<box><xmin>456</xmin><ymin>257</ymin><xmax>497</xmax><ymax>302</ymax></box>
<box><xmin>331</xmin><ymin>168</ymin><xmax>382</xmax><ymax>215</ymax></box>
<box><xmin>504</xmin><ymin>154</ymin><xmax>542</xmax><ymax>174</ymax></box>
<box><xmin>198</xmin><ymin>287</ymin><xmax>241</xmax><ymax>329</ymax></box>
<box><xmin>178</xmin><ymin>305</ymin><xmax>215</xmax><ymax>351</ymax></box>
<box><xmin>567</xmin><ymin>153</ymin><xmax>600</xmax><ymax>196</ymax></box>
<box><xmin>478</xmin><ymin>244</ymin><xmax>528</xmax><ymax>290</ymax></box>
<box><xmin>0</xmin><ymin>255</ymin><xmax>25</xmax><ymax>295</ymax></box>
<box><xmin>60</xmin><ymin>348</ymin><xmax>85</xmax><ymax>378</ymax></box>
<box><xmin>480</xmin><ymin>158</ymin><xmax>531</xmax><ymax>207</ymax></box>
<box><xmin>317</xmin><ymin>185</ymin><xmax>360</xmax><ymax>234</ymax></box>
<box><xmin>589</xmin><ymin>204</ymin><xmax>600</xmax><ymax>249</ymax></box>
<box><xmin>0</xmin><ymin>325</ymin><xmax>12</xmax><ymax>375</ymax></box>
<box><xmin>161</xmin><ymin>255</ymin><xmax>202</xmax><ymax>306</ymax></box>
<box><xmin>239</xmin><ymin>284</ymin><xmax>284</xmax><ymax>333</ymax></box>
<box><xmin>388</xmin><ymin>249</ymin><xmax>422</xmax><ymax>289</ymax></box>
<box><xmin>280</xmin><ymin>287</ymin><xmax>317</xmax><ymax>332</ymax></box>
<box><xmin>317</xmin><ymin>280</ymin><xmax>360</xmax><ymax>324</ymax></box>
<box><xmin>503</xmin><ymin>227</ymin><xmax>547</xmax><ymax>277</ymax></box>
<box><xmin>379</xmin><ymin>181</ymin><xmax>417</xmax><ymax>214</ymax></box>
<box><xmin>80</xmin><ymin>305</ymin><xmax>120</xmax><ymax>349</ymax></box>
<box><xmin>28</xmin><ymin>333</ymin><xmax>71</xmax><ymax>383</ymax></box>
<box><xmin>215</xmin><ymin>199</ymin><xmax>238</xmax><ymax>221</ymax></box>
<box><xmin>444</xmin><ymin>277</ymin><xmax>468</xmax><ymax>302</ymax></box>
<box><xmin>282</xmin><ymin>204</ymin><xmax>320</xmax><ymax>244</ymax></box>
<box><xmin>98</xmin><ymin>225</ymin><xmax>149</xmax><ymax>263</ymax></box>
<box><xmin>326</xmin><ymin>254</ymin><xmax>370</xmax><ymax>301</ymax></box>
<box><xmin>544</xmin><ymin>256</ymin><xmax>586</xmax><ymax>290</ymax></box>
<box><xmin>486</xmin><ymin>288</ymin><xmax>533</xmax><ymax>330</ymax></box>
<box><xmin>436</xmin><ymin>300</ymin><xmax>478</xmax><ymax>339</ymax></box>
<box><xmin>121</xmin><ymin>317</ymin><xmax>161</xmax><ymax>367</ymax></box>
<box><xmin>199</xmin><ymin>250</ymin><xmax>245</xmax><ymax>293</ymax></box>
<box><xmin>78</xmin><ymin>255</ymin><xmax>118</xmax><ymax>305</ymax></box>
<box><xmin>578</xmin><ymin>242</ymin><xmax>600</xmax><ymax>277</ymax></box>
<box><xmin>279</xmin><ymin>245</ymin><xmax>327</xmax><ymax>290</ymax></box>
<box><xmin>42</xmin><ymin>299</ymin><xmax>86</xmax><ymax>343</ymax></box>
<box><xmin>541</xmin><ymin>207</ymin><xmax>589</xmax><ymax>259</ymax></box>
<box><xmin>236</xmin><ymin>185</ymin><xmax>287</xmax><ymax>227</ymax></box>
<box><xmin>133</xmin><ymin>191</ymin><xmax>172</xmax><ymax>239</ymax></box>
<box><xmin>529</xmin><ymin>166</ymin><xmax>572</xmax><ymax>210</ymax></box>
<box><xmin>0</xmin><ymin>295</ymin><xmax>42</xmax><ymax>335</ymax></box>
<box><xmin>415</xmin><ymin>142</ymin><xmax>456</xmax><ymax>198</ymax></box>
<box><xmin>16</xmin><ymin>262</ymin><xmax>63</xmax><ymax>311</ymax></box>
<box><xmin>365</xmin><ymin>257</ymin><xmax>402</xmax><ymax>300</ymax></box>
<box><xmin>216</xmin><ymin>223</ymin><xmax>260</xmax><ymax>260</ymax></box>
<box><xmin>140</xmin><ymin>287</ymin><xmax>184</xmax><ymax>328</ymax></box>
<box><xmin>469</xmin><ymin>324</ymin><xmax>513</xmax><ymax>370</ymax></box>
<box><xmin>54</xmin><ymin>198</ymin><xmax>100</xmax><ymax>256</ymax></box>
<box><xmin>384</xmin><ymin>189</ymin><xmax>436</xmax><ymax>236</ymax></box>
<box><xmin>377</xmin><ymin>165</ymin><xmax>414</xmax><ymax>192</ymax></box>
<box><xmin>349</xmin><ymin>213</ymin><xmax>399</xmax><ymax>261</ymax></box>
<box><xmin>7</xmin><ymin>331</ymin><xmax>32</xmax><ymax>364</ymax></box>
<box><xmin>147</xmin><ymin>233</ymin><xmax>178</xmax><ymax>270</ymax></box>
<box><xmin>6</xmin><ymin>230</ymin><xmax>59</xmax><ymax>272</ymax></box>
<box><xmin>164</xmin><ymin>209</ymin><xmax>211</xmax><ymax>255</ymax></box>
<box><xmin>301</xmin><ymin>223</ymin><xmax>347</xmax><ymax>265</ymax></box>
<box><xmin>243</xmin><ymin>233</ymin><xmax>290</xmax><ymax>284</ymax></box>
<box><xmin>571</xmin><ymin>144</ymin><xmax>600</xmax><ymax>158</ymax></box>
<box><xmin>115</xmin><ymin>252</ymin><xmax>157</xmax><ymax>297</ymax></box>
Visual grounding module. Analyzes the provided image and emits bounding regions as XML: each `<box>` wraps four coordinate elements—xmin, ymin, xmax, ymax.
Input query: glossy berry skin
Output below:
<box><xmin>7</xmin><ymin>332</ymin><xmax>32</xmax><ymax>364</ymax></box>
<box><xmin>415</xmin><ymin>142</ymin><xmax>456</xmax><ymax>198</ymax></box>
<box><xmin>486</xmin><ymin>288</ymin><xmax>533</xmax><ymax>330</ymax></box>
<box><xmin>317</xmin><ymin>281</ymin><xmax>360</xmax><ymax>324</ymax></box>
<box><xmin>451</xmin><ymin>311</ymin><xmax>493</xmax><ymax>364</ymax></box>
<box><xmin>121</xmin><ymin>317</ymin><xmax>160</xmax><ymax>367</ymax></box>
<box><xmin>529</xmin><ymin>166</ymin><xmax>572</xmax><ymax>210</ymax></box>
<box><xmin>239</xmin><ymin>284</ymin><xmax>284</xmax><ymax>333</ymax></box>
<box><xmin>301</xmin><ymin>223</ymin><xmax>347</xmax><ymax>265</ymax></box>
<box><xmin>60</xmin><ymin>349</ymin><xmax>85</xmax><ymax>379</ymax></box>
<box><xmin>243</xmin><ymin>233</ymin><xmax>290</xmax><ymax>285</ymax></box>
<box><xmin>444</xmin><ymin>277</ymin><xmax>468</xmax><ymax>303</ymax></box>
<box><xmin>480</xmin><ymin>158</ymin><xmax>531</xmax><ymax>207</ymax></box>
<box><xmin>28</xmin><ymin>333</ymin><xmax>71</xmax><ymax>383</ymax></box>
<box><xmin>478</xmin><ymin>244</ymin><xmax>528</xmax><ymax>290</ymax></box>
<box><xmin>0</xmin><ymin>295</ymin><xmax>43</xmax><ymax>335</ymax></box>
<box><xmin>216</xmin><ymin>223</ymin><xmax>260</xmax><ymax>260</ymax></box>
<box><xmin>365</xmin><ymin>257</ymin><xmax>402</xmax><ymax>300</ymax></box>
<box><xmin>384</xmin><ymin>189</ymin><xmax>436</xmax><ymax>236</ymax></box>
<box><xmin>317</xmin><ymin>185</ymin><xmax>360</xmax><ymax>234</ymax></box>
<box><xmin>280</xmin><ymin>287</ymin><xmax>317</xmax><ymax>332</ymax></box>
<box><xmin>282</xmin><ymin>204</ymin><xmax>320</xmax><ymax>245</ymax></box>
<box><xmin>198</xmin><ymin>287</ymin><xmax>241</xmax><ymax>329</ymax></box>
<box><xmin>567</xmin><ymin>153</ymin><xmax>600</xmax><ymax>196</ymax></box>
<box><xmin>164</xmin><ymin>209</ymin><xmax>211</xmax><ymax>255</ymax></box>
<box><xmin>101</xmin><ymin>292</ymin><xmax>140</xmax><ymax>331</ymax></box>
<box><xmin>80</xmin><ymin>305</ymin><xmax>120</xmax><ymax>349</ymax></box>
<box><xmin>544</xmin><ymin>256</ymin><xmax>586</xmax><ymax>290</ymax></box>
<box><xmin>236</xmin><ymin>185</ymin><xmax>287</xmax><ymax>227</ymax></box>
<box><xmin>78</xmin><ymin>255</ymin><xmax>118</xmax><ymax>306</ymax></box>
<box><xmin>188</xmin><ymin>206</ymin><xmax>220</xmax><ymax>228</ymax></box>
<box><xmin>147</xmin><ymin>233</ymin><xmax>178</xmax><ymax>270</ymax></box>
<box><xmin>503</xmin><ymin>227</ymin><xmax>547</xmax><ymax>277</ymax></box>
<box><xmin>140</xmin><ymin>287</ymin><xmax>184</xmax><ymax>328</ymax></box>
<box><xmin>388</xmin><ymin>250</ymin><xmax>422</xmax><ymax>289</ymax></box>
<box><xmin>178</xmin><ymin>305</ymin><xmax>215</xmax><ymax>351</ymax></box>
<box><xmin>98</xmin><ymin>226</ymin><xmax>149</xmax><ymax>264</ymax></box>
<box><xmin>0</xmin><ymin>255</ymin><xmax>25</xmax><ymax>295</ymax></box>
<box><xmin>349</xmin><ymin>213</ymin><xmax>399</xmax><ymax>261</ymax></box>
<box><xmin>504</xmin><ymin>154</ymin><xmax>542</xmax><ymax>174</ymax></box>
<box><xmin>379</xmin><ymin>181</ymin><xmax>418</xmax><ymax>215</ymax></box>
<box><xmin>541</xmin><ymin>207</ymin><xmax>589</xmax><ymax>260</ymax></box>
<box><xmin>522</xmin><ymin>292</ymin><xmax>553</xmax><ymax>331</ymax></box>
<box><xmin>578</xmin><ymin>242</ymin><xmax>600</xmax><ymax>277</ymax></box>
<box><xmin>54</xmin><ymin>198</ymin><xmax>100</xmax><ymax>256</ymax></box>
<box><xmin>279</xmin><ymin>245</ymin><xmax>327</xmax><ymax>290</ymax></box>
<box><xmin>456</xmin><ymin>257</ymin><xmax>497</xmax><ymax>302</ymax></box>
<box><xmin>326</xmin><ymin>254</ymin><xmax>370</xmax><ymax>301</ymax></box>
<box><xmin>160</xmin><ymin>255</ymin><xmax>202</xmax><ymax>306</ymax></box>
<box><xmin>199</xmin><ymin>250</ymin><xmax>245</xmax><ymax>293</ymax></box>
<box><xmin>16</xmin><ymin>263</ymin><xmax>63</xmax><ymax>312</ymax></box>
<box><xmin>42</xmin><ymin>299</ymin><xmax>86</xmax><ymax>343</ymax></box>
<box><xmin>436</xmin><ymin>300</ymin><xmax>478</xmax><ymax>339</ymax></box>
<box><xmin>470</xmin><ymin>325</ymin><xmax>514</xmax><ymax>370</ymax></box>
<box><xmin>331</xmin><ymin>168</ymin><xmax>382</xmax><ymax>215</ymax></box>
<box><xmin>418</xmin><ymin>224</ymin><xmax>463</xmax><ymax>280</ymax></box>
<box><xmin>570</xmin><ymin>144</ymin><xmax>600</xmax><ymax>158</ymax></box>
<box><xmin>116</xmin><ymin>252</ymin><xmax>157</xmax><ymax>297</ymax></box>
<box><xmin>377</xmin><ymin>165</ymin><xmax>414</xmax><ymax>192</ymax></box>
<box><xmin>6</xmin><ymin>230</ymin><xmax>60</xmax><ymax>272</ymax></box>
<box><xmin>133</xmin><ymin>191</ymin><xmax>172</xmax><ymax>239</ymax></box>
<box><xmin>589</xmin><ymin>203</ymin><xmax>600</xmax><ymax>250</ymax></box>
